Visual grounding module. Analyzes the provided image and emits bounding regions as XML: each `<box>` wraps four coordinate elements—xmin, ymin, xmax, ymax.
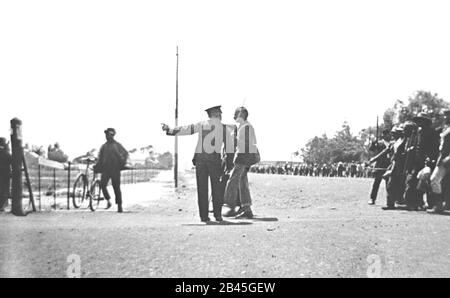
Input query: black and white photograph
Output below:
<box><xmin>2</xmin><ymin>0</ymin><xmax>450</xmax><ymax>285</ymax></box>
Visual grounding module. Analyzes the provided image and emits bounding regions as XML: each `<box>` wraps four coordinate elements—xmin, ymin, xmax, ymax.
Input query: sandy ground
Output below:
<box><xmin>1</xmin><ymin>170</ymin><xmax>450</xmax><ymax>278</ymax></box>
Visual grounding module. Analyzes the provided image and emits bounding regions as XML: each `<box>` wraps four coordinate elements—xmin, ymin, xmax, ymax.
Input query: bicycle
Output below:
<box><xmin>71</xmin><ymin>157</ymin><xmax>105</xmax><ymax>211</ymax></box>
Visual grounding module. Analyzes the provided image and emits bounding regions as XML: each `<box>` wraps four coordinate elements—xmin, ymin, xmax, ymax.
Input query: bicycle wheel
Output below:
<box><xmin>72</xmin><ymin>174</ymin><xmax>87</xmax><ymax>209</ymax></box>
<box><xmin>89</xmin><ymin>180</ymin><xmax>102</xmax><ymax>211</ymax></box>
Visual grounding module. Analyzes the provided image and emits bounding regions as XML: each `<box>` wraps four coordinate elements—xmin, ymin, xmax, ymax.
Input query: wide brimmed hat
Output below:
<box><xmin>104</xmin><ymin>128</ymin><xmax>116</xmax><ymax>136</ymax></box>
<box><xmin>391</xmin><ymin>126</ymin><xmax>403</xmax><ymax>133</ymax></box>
<box><xmin>412</xmin><ymin>112</ymin><xmax>432</xmax><ymax>125</ymax></box>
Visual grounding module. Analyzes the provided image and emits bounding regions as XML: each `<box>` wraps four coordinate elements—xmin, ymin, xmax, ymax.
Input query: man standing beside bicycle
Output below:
<box><xmin>94</xmin><ymin>128</ymin><xmax>129</xmax><ymax>213</ymax></box>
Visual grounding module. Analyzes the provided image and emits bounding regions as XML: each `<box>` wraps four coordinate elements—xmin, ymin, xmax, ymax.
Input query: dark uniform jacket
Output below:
<box><xmin>96</xmin><ymin>140</ymin><xmax>128</xmax><ymax>173</ymax></box>
<box><xmin>390</xmin><ymin>137</ymin><xmax>407</xmax><ymax>176</ymax></box>
<box><xmin>415</xmin><ymin>126</ymin><xmax>439</xmax><ymax>168</ymax></box>
<box><xmin>369</xmin><ymin>141</ymin><xmax>391</xmax><ymax>170</ymax></box>
<box><xmin>404</xmin><ymin>126</ymin><xmax>438</xmax><ymax>174</ymax></box>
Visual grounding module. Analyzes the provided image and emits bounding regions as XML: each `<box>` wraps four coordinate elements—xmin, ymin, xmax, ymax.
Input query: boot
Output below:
<box><xmin>117</xmin><ymin>204</ymin><xmax>123</xmax><ymax>213</ymax></box>
<box><xmin>428</xmin><ymin>193</ymin><xmax>444</xmax><ymax>213</ymax></box>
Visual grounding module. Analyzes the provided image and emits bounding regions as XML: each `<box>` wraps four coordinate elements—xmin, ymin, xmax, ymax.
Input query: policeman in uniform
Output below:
<box><xmin>429</xmin><ymin>109</ymin><xmax>450</xmax><ymax>213</ymax></box>
<box><xmin>162</xmin><ymin>105</ymin><xmax>228</xmax><ymax>222</ymax></box>
<box><xmin>404</xmin><ymin>113</ymin><xmax>437</xmax><ymax>210</ymax></box>
<box><xmin>0</xmin><ymin>138</ymin><xmax>12</xmax><ymax>211</ymax></box>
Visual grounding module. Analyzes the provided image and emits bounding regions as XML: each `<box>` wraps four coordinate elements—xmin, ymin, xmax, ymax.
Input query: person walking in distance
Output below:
<box><xmin>94</xmin><ymin>128</ymin><xmax>129</xmax><ymax>213</ymax></box>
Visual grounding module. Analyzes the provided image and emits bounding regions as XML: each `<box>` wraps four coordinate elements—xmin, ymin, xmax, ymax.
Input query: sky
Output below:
<box><xmin>2</xmin><ymin>0</ymin><xmax>450</xmax><ymax>168</ymax></box>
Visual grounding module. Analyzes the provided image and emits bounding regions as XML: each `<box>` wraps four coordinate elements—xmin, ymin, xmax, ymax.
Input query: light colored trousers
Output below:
<box><xmin>224</xmin><ymin>163</ymin><xmax>252</xmax><ymax>208</ymax></box>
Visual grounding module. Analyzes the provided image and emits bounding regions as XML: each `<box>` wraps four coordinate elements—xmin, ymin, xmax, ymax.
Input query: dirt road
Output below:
<box><xmin>1</xmin><ymin>171</ymin><xmax>450</xmax><ymax>277</ymax></box>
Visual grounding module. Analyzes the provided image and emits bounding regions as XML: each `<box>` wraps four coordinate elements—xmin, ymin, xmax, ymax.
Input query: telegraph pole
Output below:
<box><xmin>10</xmin><ymin>118</ymin><xmax>26</xmax><ymax>216</ymax></box>
<box><xmin>174</xmin><ymin>46</ymin><xmax>179</xmax><ymax>188</ymax></box>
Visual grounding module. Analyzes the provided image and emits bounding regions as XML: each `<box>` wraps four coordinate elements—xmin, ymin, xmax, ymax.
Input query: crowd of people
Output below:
<box><xmin>367</xmin><ymin>111</ymin><xmax>450</xmax><ymax>213</ymax></box>
<box><xmin>249</xmin><ymin>162</ymin><xmax>375</xmax><ymax>178</ymax></box>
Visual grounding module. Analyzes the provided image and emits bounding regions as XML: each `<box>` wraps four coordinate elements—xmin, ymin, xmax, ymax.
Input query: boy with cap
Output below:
<box><xmin>162</xmin><ymin>105</ymin><xmax>231</xmax><ymax>222</ymax></box>
<box><xmin>0</xmin><ymin>138</ymin><xmax>12</xmax><ymax>211</ymax></box>
<box><xmin>95</xmin><ymin>128</ymin><xmax>129</xmax><ymax>213</ymax></box>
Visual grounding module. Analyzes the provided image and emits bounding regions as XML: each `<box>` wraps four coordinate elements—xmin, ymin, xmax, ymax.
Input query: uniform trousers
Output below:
<box><xmin>195</xmin><ymin>159</ymin><xmax>223</xmax><ymax>220</ymax></box>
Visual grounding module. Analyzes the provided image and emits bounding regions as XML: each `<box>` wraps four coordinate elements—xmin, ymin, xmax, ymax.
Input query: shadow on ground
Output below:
<box><xmin>182</xmin><ymin>220</ymin><xmax>253</xmax><ymax>226</ymax></box>
<box><xmin>248</xmin><ymin>216</ymin><xmax>278</xmax><ymax>222</ymax></box>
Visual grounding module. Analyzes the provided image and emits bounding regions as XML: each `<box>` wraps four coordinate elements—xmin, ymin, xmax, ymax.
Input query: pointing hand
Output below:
<box><xmin>161</xmin><ymin>123</ymin><xmax>170</xmax><ymax>132</ymax></box>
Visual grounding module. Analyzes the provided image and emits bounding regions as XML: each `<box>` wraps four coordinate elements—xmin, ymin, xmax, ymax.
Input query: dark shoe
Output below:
<box><xmin>382</xmin><ymin>206</ymin><xmax>396</xmax><ymax>210</ymax></box>
<box><xmin>428</xmin><ymin>204</ymin><xmax>444</xmax><ymax>214</ymax></box>
<box><xmin>235</xmin><ymin>208</ymin><xmax>253</xmax><ymax>219</ymax></box>
<box><xmin>106</xmin><ymin>200</ymin><xmax>112</xmax><ymax>210</ymax></box>
<box><xmin>201</xmin><ymin>217</ymin><xmax>211</xmax><ymax>222</ymax></box>
<box><xmin>417</xmin><ymin>205</ymin><xmax>427</xmax><ymax>211</ymax></box>
<box><xmin>368</xmin><ymin>199</ymin><xmax>375</xmax><ymax>205</ymax></box>
<box><xmin>215</xmin><ymin>216</ymin><xmax>223</xmax><ymax>222</ymax></box>
<box><xmin>118</xmin><ymin>205</ymin><xmax>123</xmax><ymax>213</ymax></box>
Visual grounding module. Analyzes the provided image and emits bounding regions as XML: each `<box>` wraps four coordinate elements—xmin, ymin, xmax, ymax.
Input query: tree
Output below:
<box><xmin>383</xmin><ymin>108</ymin><xmax>395</xmax><ymax>130</ymax></box>
<box><xmin>300</xmin><ymin>90</ymin><xmax>450</xmax><ymax>164</ymax></box>
<box><xmin>387</xmin><ymin>91</ymin><xmax>449</xmax><ymax>128</ymax></box>
<box><xmin>301</xmin><ymin>134</ymin><xmax>332</xmax><ymax>164</ymax></box>
<box><xmin>157</xmin><ymin>152</ymin><xmax>173</xmax><ymax>169</ymax></box>
<box><xmin>301</xmin><ymin>122</ymin><xmax>367</xmax><ymax>164</ymax></box>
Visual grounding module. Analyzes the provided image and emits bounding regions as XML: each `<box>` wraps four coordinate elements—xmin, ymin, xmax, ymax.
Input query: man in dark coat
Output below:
<box><xmin>0</xmin><ymin>138</ymin><xmax>12</xmax><ymax>211</ymax></box>
<box><xmin>403</xmin><ymin>113</ymin><xmax>437</xmax><ymax>210</ymax></box>
<box><xmin>95</xmin><ymin>128</ymin><xmax>129</xmax><ymax>213</ymax></box>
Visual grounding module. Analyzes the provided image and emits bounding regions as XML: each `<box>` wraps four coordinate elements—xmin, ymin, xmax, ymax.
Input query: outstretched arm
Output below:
<box><xmin>161</xmin><ymin>122</ymin><xmax>201</xmax><ymax>136</ymax></box>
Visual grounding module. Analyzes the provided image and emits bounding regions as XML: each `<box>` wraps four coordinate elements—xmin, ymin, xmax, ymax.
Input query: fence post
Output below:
<box><xmin>67</xmin><ymin>162</ymin><xmax>71</xmax><ymax>210</ymax></box>
<box><xmin>38</xmin><ymin>164</ymin><xmax>41</xmax><ymax>211</ymax></box>
<box><xmin>53</xmin><ymin>168</ymin><xmax>56</xmax><ymax>210</ymax></box>
<box><xmin>10</xmin><ymin>118</ymin><xmax>26</xmax><ymax>216</ymax></box>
